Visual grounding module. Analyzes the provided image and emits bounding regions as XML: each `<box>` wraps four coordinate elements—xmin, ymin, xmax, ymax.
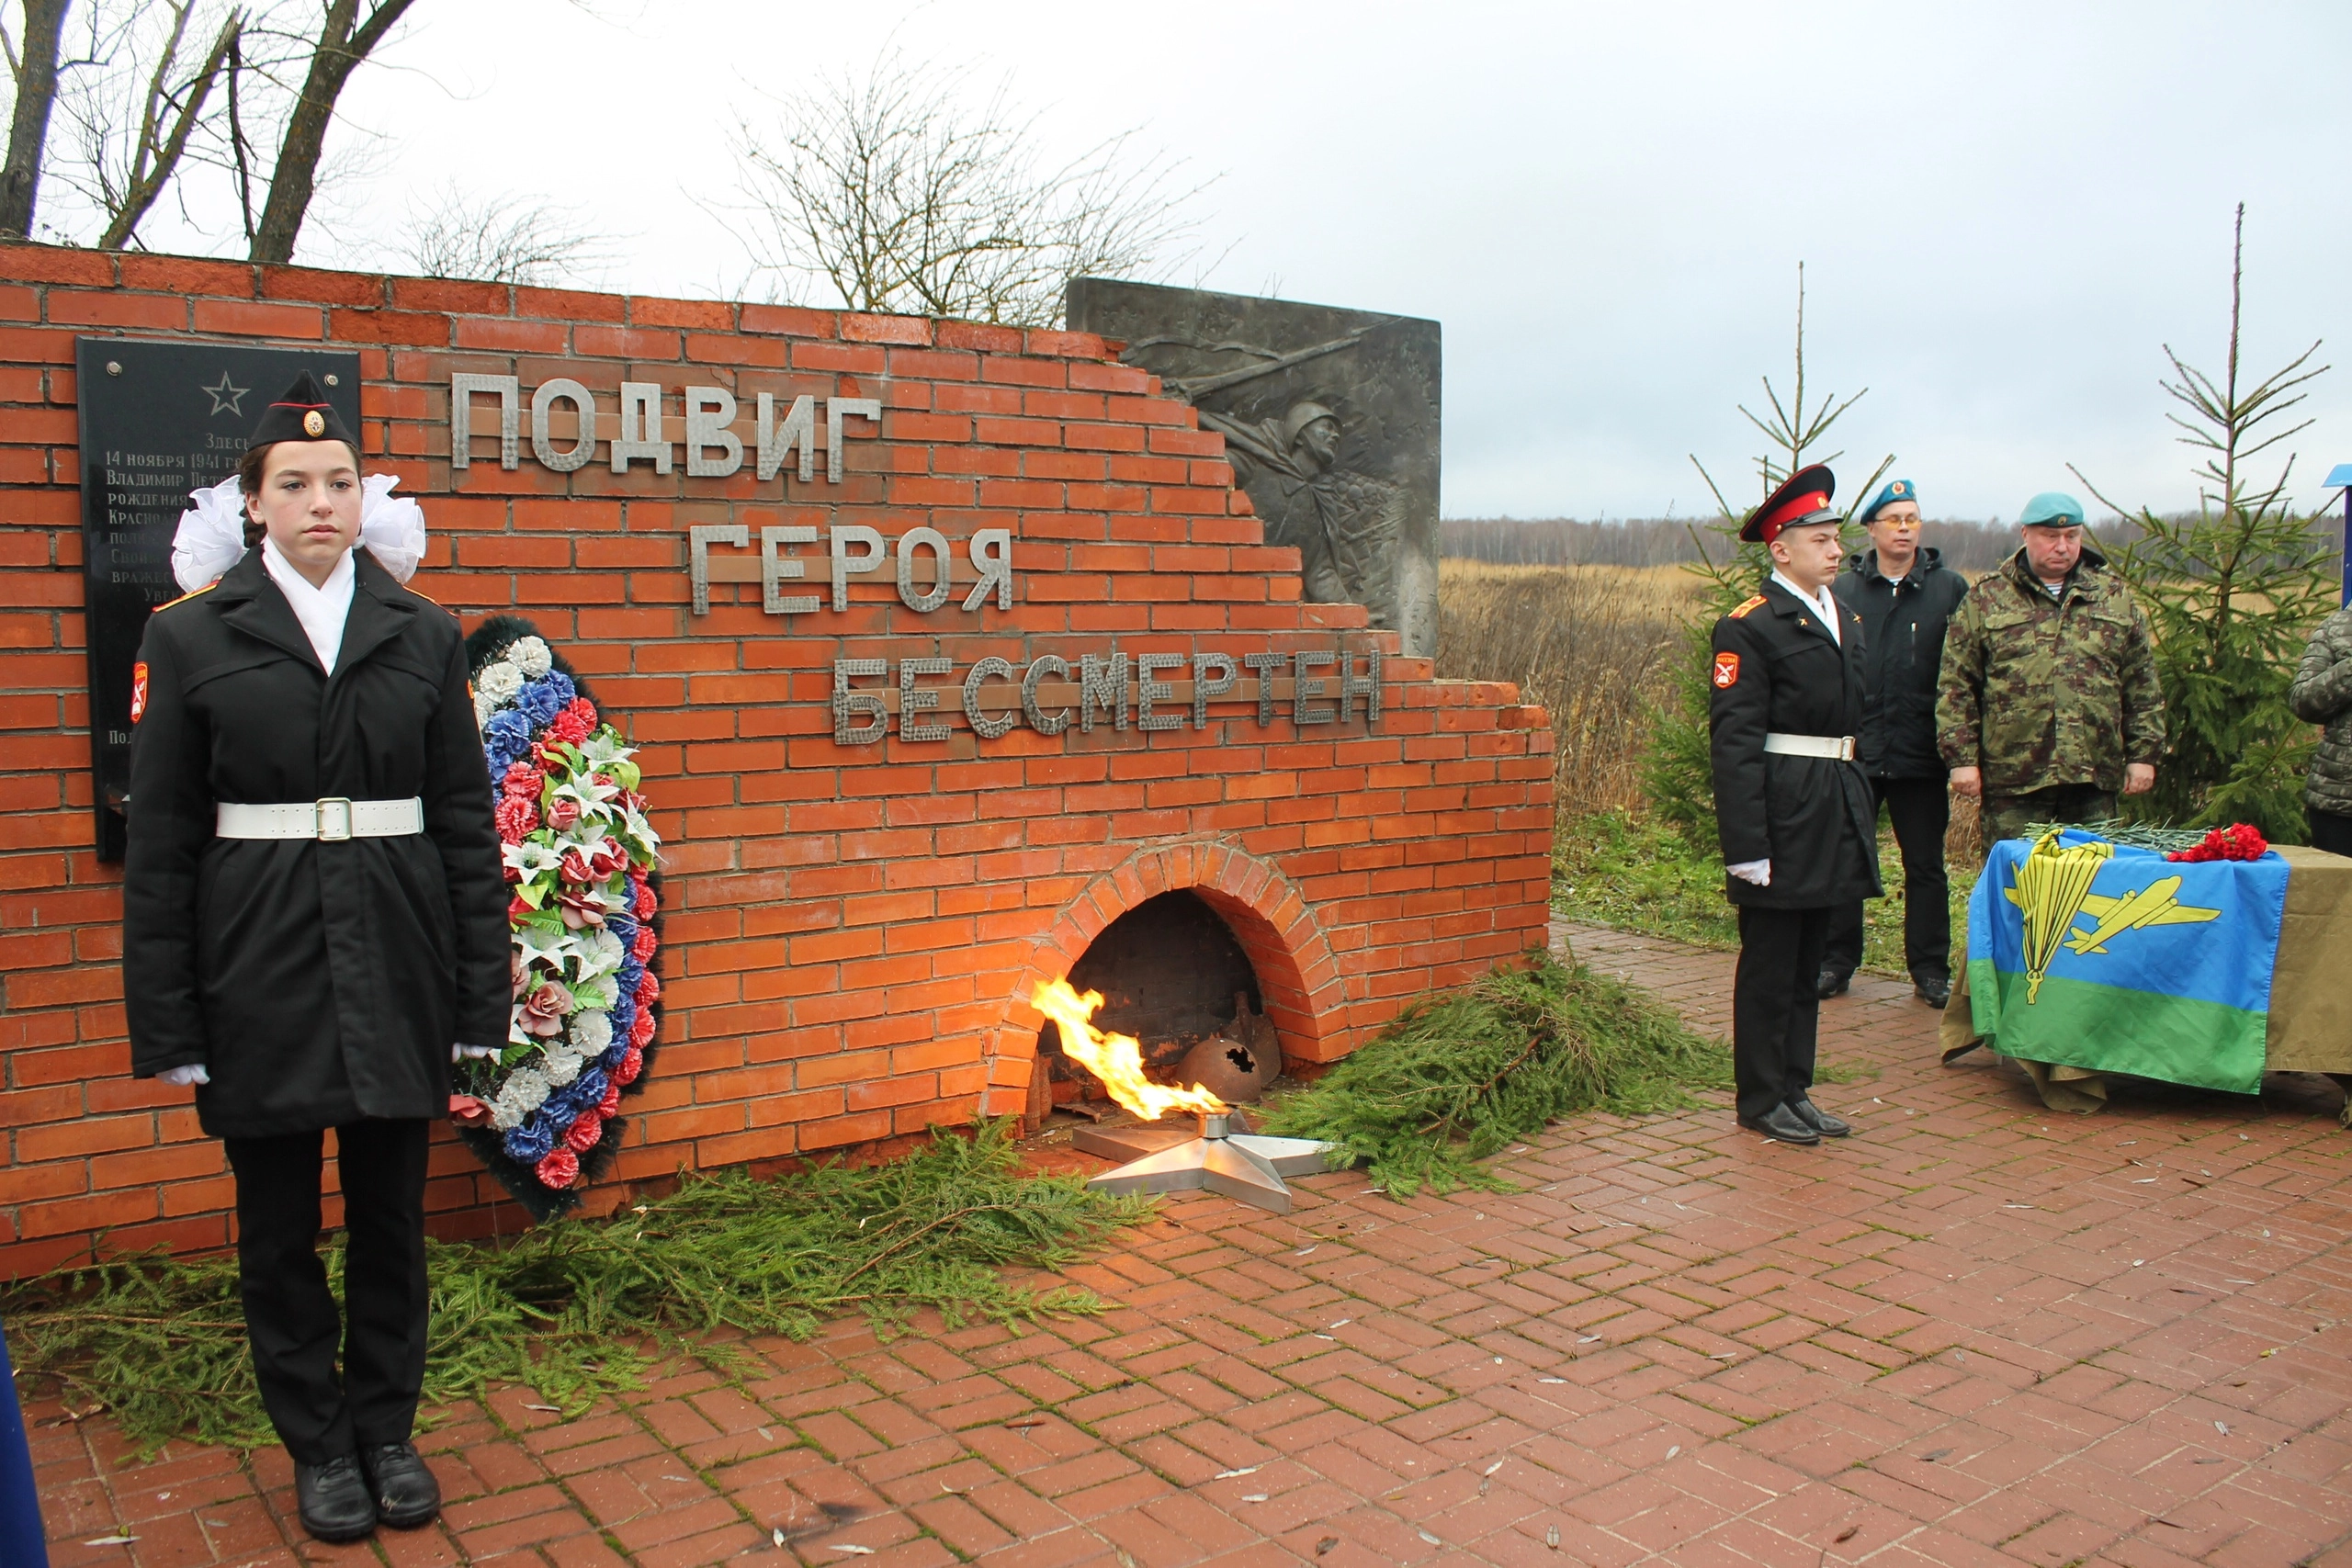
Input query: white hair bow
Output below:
<box><xmin>169</xmin><ymin>472</ymin><xmax>429</xmax><ymax>593</ymax></box>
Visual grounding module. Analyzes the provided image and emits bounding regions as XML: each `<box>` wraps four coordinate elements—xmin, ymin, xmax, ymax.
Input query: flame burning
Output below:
<box><xmin>1032</xmin><ymin>977</ymin><xmax>1227</xmax><ymax>1121</ymax></box>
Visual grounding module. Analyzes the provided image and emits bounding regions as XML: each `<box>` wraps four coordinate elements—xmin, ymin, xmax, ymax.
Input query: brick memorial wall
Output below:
<box><xmin>0</xmin><ymin>243</ymin><xmax>1555</xmax><ymax>1278</ymax></box>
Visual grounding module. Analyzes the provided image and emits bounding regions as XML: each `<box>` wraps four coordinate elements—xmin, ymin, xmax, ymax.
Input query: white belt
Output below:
<box><xmin>215</xmin><ymin>797</ymin><xmax>424</xmax><ymax>841</ymax></box>
<box><xmin>1764</xmin><ymin>733</ymin><xmax>1858</xmax><ymax>761</ymax></box>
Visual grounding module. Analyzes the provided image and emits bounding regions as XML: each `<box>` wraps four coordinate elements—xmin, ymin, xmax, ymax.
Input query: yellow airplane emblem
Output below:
<box><xmin>2001</xmin><ymin>833</ymin><xmax>2222</xmax><ymax>1001</ymax></box>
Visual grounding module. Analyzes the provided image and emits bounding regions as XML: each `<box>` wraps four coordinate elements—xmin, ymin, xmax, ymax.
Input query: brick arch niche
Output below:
<box><xmin>991</xmin><ymin>843</ymin><xmax>1347</xmax><ymax>1098</ymax></box>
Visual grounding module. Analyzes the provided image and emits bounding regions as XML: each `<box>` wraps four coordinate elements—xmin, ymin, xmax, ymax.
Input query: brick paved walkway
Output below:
<box><xmin>27</xmin><ymin>922</ymin><xmax>2352</xmax><ymax>1567</ymax></box>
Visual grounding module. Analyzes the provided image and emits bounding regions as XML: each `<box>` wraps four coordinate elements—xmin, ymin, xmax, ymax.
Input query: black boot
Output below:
<box><xmin>1914</xmin><ymin>974</ymin><xmax>1951</xmax><ymax>1009</ymax></box>
<box><xmin>1736</xmin><ymin>1104</ymin><xmax>1821</xmax><ymax>1145</ymax></box>
<box><xmin>360</xmin><ymin>1441</ymin><xmax>442</xmax><ymax>1529</ymax></box>
<box><xmin>1815</xmin><ymin>966</ymin><xmax>1851</xmax><ymax>999</ymax></box>
<box><xmin>294</xmin><ymin>1454</ymin><xmax>377</xmax><ymax>1542</ymax></box>
<box><xmin>1787</xmin><ymin>1099</ymin><xmax>1851</xmax><ymax>1138</ymax></box>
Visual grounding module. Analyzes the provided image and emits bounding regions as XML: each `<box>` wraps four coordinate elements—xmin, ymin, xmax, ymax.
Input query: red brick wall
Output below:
<box><xmin>0</xmin><ymin>243</ymin><xmax>1555</xmax><ymax>1278</ymax></box>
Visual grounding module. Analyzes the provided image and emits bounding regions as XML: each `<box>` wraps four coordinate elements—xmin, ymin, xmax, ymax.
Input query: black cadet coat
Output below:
<box><xmin>123</xmin><ymin>547</ymin><xmax>510</xmax><ymax>1139</ymax></box>
<box><xmin>1708</xmin><ymin>579</ymin><xmax>1883</xmax><ymax>909</ymax></box>
<box><xmin>1832</xmin><ymin>547</ymin><xmax>1970</xmax><ymax>779</ymax></box>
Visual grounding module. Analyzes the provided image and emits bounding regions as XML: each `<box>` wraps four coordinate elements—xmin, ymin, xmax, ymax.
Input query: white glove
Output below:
<box><xmin>453</xmin><ymin>1043</ymin><xmax>500</xmax><ymax>1061</ymax></box>
<box><xmin>159</xmin><ymin>1064</ymin><xmax>210</xmax><ymax>1087</ymax></box>
<box><xmin>1726</xmin><ymin>859</ymin><xmax>1771</xmax><ymax>886</ymax></box>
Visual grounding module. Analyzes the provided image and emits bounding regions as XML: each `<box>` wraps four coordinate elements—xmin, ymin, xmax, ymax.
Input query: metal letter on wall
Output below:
<box><xmin>74</xmin><ymin>337</ymin><xmax>362</xmax><ymax>861</ymax></box>
<box><xmin>531</xmin><ymin>378</ymin><xmax>598</xmax><ymax>472</ymax></box>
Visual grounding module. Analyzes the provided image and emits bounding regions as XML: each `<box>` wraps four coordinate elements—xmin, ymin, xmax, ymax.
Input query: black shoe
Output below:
<box><xmin>1736</xmin><ymin>1104</ymin><xmax>1821</xmax><ymax>1145</ymax></box>
<box><xmin>1787</xmin><ymin>1099</ymin><xmax>1851</xmax><ymax>1138</ymax></box>
<box><xmin>359</xmin><ymin>1441</ymin><xmax>441</xmax><ymax>1529</ymax></box>
<box><xmin>294</xmin><ymin>1454</ymin><xmax>377</xmax><ymax>1542</ymax></box>
<box><xmin>1815</xmin><ymin>966</ymin><xmax>1851</xmax><ymax>999</ymax></box>
<box><xmin>1914</xmin><ymin>975</ymin><xmax>1951</xmax><ymax>1009</ymax></box>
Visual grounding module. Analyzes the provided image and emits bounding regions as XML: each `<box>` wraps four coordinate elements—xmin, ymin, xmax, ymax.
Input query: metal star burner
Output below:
<box><xmin>1072</xmin><ymin>1110</ymin><xmax>1333</xmax><ymax>1214</ymax></box>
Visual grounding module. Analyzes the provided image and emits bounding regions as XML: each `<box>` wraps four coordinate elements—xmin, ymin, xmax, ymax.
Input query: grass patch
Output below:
<box><xmin>1553</xmin><ymin>807</ymin><xmax>1966</xmax><ymax>978</ymax></box>
<box><xmin>0</xmin><ymin>1120</ymin><xmax>1147</xmax><ymax>1455</ymax></box>
<box><xmin>1260</xmin><ymin>950</ymin><xmax>1731</xmax><ymax>1199</ymax></box>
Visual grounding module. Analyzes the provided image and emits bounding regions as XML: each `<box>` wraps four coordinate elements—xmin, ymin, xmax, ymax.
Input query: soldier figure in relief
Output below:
<box><xmin>1202</xmin><ymin>400</ymin><xmax>1406</xmax><ymax>625</ymax></box>
<box><xmin>1936</xmin><ymin>491</ymin><xmax>2165</xmax><ymax>845</ymax></box>
<box><xmin>1709</xmin><ymin>464</ymin><xmax>1881</xmax><ymax>1146</ymax></box>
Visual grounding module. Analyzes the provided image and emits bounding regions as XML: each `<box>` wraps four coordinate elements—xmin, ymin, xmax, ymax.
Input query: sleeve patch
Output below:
<box><xmin>1712</xmin><ymin>651</ymin><xmax>1741</xmax><ymax>688</ymax></box>
<box><xmin>1728</xmin><ymin>594</ymin><xmax>1768</xmax><ymax>619</ymax></box>
<box><xmin>130</xmin><ymin>660</ymin><xmax>149</xmax><ymax>724</ymax></box>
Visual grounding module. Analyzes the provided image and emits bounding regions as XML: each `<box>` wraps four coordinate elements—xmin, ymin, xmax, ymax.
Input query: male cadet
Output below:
<box><xmin>1937</xmin><ymin>491</ymin><xmax>2165</xmax><ymax>843</ymax></box>
<box><xmin>1711</xmin><ymin>464</ymin><xmax>1881</xmax><ymax>1145</ymax></box>
<box><xmin>1818</xmin><ymin>479</ymin><xmax>1970</xmax><ymax>1008</ymax></box>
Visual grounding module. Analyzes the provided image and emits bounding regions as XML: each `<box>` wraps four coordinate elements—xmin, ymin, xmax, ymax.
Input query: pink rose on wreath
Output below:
<box><xmin>554</xmin><ymin>887</ymin><xmax>605</xmax><ymax>929</ymax></box>
<box><xmin>615</xmin><ymin>1044</ymin><xmax>643</xmax><ymax>1086</ymax></box>
<box><xmin>502</xmin><ymin>761</ymin><xmax>542</xmax><ymax>799</ymax></box>
<box><xmin>596</xmin><ymin>1083</ymin><xmax>621</xmax><ymax>1117</ymax></box>
<box><xmin>519</xmin><ymin>979</ymin><xmax>572</xmax><ymax>1037</ymax></box>
<box><xmin>587</xmin><ymin>837</ymin><xmax>626</xmax><ymax>879</ymax></box>
<box><xmin>510</xmin><ymin>951</ymin><xmax>527</xmax><ymax>998</ymax></box>
<box><xmin>494</xmin><ymin>795</ymin><xmax>537</xmax><ymax>843</ymax></box>
<box><xmin>547</xmin><ymin>796</ymin><xmax>582</xmax><ymax>831</ymax></box>
<box><xmin>506</xmin><ymin>892</ymin><xmax>533</xmax><ymax>919</ymax></box>
<box><xmin>562</xmin><ymin>1112</ymin><xmax>605</xmax><ymax>1154</ymax></box>
<box><xmin>535</xmin><ymin>1148</ymin><xmax>580</xmax><ymax>1190</ymax></box>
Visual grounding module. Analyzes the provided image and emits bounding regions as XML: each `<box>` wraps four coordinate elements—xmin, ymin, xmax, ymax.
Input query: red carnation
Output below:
<box><xmin>633</xmin><ymin>877</ymin><xmax>658</xmax><ymax>919</ymax></box>
<box><xmin>628</xmin><ymin>1009</ymin><xmax>655</xmax><ymax>1050</ymax></box>
<box><xmin>534</xmin><ymin>1147</ymin><xmax>580</xmax><ymax>1190</ymax></box>
<box><xmin>562</xmin><ymin>1111</ymin><xmax>605</xmax><ymax>1153</ymax></box>
<box><xmin>631</xmin><ymin>924</ymin><xmax>657</xmax><ymax>962</ymax></box>
<box><xmin>548</xmin><ymin>699</ymin><xmax>597</xmax><ymax>746</ymax></box>
<box><xmin>502</xmin><ymin>761</ymin><xmax>543</xmax><ymax>799</ymax></box>
<box><xmin>494</xmin><ymin>795</ymin><xmax>538</xmax><ymax>843</ymax></box>
<box><xmin>615</xmin><ymin>1044</ymin><xmax>644</xmax><ymax>1085</ymax></box>
<box><xmin>635</xmin><ymin>969</ymin><xmax>660</xmax><ymax>1007</ymax></box>
<box><xmin>597</xmin><ymin>1083</ymin><xmax>621</xmax><ymax>1117</ymax></box>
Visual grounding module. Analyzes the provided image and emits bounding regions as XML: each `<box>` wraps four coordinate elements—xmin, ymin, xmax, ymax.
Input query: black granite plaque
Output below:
<box><xmin>1065</xmin><ymin>279</ymin><xmax>1442</xmax><ymax>658</ymax></box>
<box><xmin>75</xmin><ymin>337</ymin><xmax>362</xmax><ymax>861</ymax></box>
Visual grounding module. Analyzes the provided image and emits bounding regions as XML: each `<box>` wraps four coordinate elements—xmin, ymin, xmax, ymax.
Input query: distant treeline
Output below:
<box><xmin>1442</xmin><ymin>515</ymin><xmax>2078</xmax><ymax>573</ymax></box>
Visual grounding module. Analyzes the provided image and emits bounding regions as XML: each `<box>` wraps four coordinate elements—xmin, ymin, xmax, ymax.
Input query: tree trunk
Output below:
<box><xmin>246</xmin><ymin>0</ymin><xmax>411</xmax><ymax>265</ymax></box>
<box><xmin>0</xmin><ymin>0</ymin><xmax>73</xmax><ymax>240</ymax></box>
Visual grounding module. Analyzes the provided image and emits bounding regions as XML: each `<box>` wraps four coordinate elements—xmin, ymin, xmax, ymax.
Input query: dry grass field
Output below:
<box><xmin>1436</xmin><ymin>560</ymin><xmax>1695</xmax><ymax>816</ymax></box>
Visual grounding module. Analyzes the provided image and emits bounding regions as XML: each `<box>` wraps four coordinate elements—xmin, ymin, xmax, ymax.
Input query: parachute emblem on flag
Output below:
<box><xmin>2003</xmin><ymin>832</ymin><xmax>2219</xmax><ymax>1002</ymax></box>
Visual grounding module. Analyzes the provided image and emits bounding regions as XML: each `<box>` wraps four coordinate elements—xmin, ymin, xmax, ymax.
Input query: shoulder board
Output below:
<box><xmin>1727</xmin><ymin>594</ymin><xmax>1768</xmax><ymax>619</ymax></box>
<box><xmin>401</xmin><ymin>581</ymin><xmax>458</xmax><ymax>616</ymax></box>
<box><xmin>153</xmin><ymin>581</ymin><xmax>217</xmax><ymax>613</ymax></box>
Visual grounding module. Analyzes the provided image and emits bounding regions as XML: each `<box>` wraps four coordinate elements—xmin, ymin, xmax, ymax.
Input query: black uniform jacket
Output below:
<box><xmin>1708</xmin><ymin>580</ymin><xmax>1883</xmax><ymax>909</ymax></box>
<box><xmin>1832</xmin><ymin>547</ymin><xmax>1970</xmax><ymax>779</ymax></box>
<box><xmin>123</xmin><ymin>547</ymin><xmax>510</xmax><ymax>1138</ymax></box>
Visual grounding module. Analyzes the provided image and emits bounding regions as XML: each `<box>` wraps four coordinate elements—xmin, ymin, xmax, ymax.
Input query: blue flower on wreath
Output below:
<box><xmin>503</xmin><ymin>1117</ymin><xmax>557</xmax><ymax>1163</ymax></box>
<box><xmin>483</xmin><ymin>708</ymin><xmax>534</xmax><ymax>763</ymax></box>
<box><xmin>610</xmin><ymin>989</ymin><xmax>637</xmax><ymax>1038</ymax></box>
<box><xmin>515</xmin><ymin>679</ymin><xmax>566</xmax><ymax>728</ymax></box>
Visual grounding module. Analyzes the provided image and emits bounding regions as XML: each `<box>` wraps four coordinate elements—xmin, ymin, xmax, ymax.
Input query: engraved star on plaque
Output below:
<box><xmin>200</xmin><ymin>371</ymin><xmax>249</xmax><ymax>416</ymax></box>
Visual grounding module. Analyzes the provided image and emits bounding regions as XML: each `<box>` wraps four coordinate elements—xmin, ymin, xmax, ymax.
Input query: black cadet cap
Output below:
<box><xmin>1740</xmin><ymin>463</ymin><xmax>1838</xmax><ymax>544</ymax></box>
<box><xmin>249</xmin><ymin>372</ymin><xmax>356</xmax><ymax>452</ymax></box>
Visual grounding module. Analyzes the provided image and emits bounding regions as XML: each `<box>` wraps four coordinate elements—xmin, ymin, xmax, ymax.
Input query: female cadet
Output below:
<box><xmin>122</xmin><ymin>377</ymin><xmax>508</xmax><ymax>1542</ymax></box>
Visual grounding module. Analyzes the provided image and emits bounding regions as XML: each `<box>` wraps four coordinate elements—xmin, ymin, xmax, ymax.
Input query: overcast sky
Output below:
<box><xmin>133</xmin><ymin>0</ymin><xmax>2352</xmax><ymax>523</ymax></box>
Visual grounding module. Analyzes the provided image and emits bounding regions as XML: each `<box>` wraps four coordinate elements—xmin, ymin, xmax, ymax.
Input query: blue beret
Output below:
<box><xmin>1859</xmin><ymin>479</ymin><xmax>1917</xmax><ymax>525</ymax></box>
<box><xmin>2019</xmin><ymin>491</ymin><xmax>2085</xmax><ymax>527</ymax></box>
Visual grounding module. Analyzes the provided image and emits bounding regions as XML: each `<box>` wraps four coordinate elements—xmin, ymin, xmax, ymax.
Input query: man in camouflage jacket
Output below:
<box><xmin>2289</xmin><ymin>604</ymin><xmax>2352</xmax><ymax>857</ymax></box>
<box><xmin>1936</xmin><ymin>492</ymin><xmax>2165</xmax><ymax>844</ymax></box>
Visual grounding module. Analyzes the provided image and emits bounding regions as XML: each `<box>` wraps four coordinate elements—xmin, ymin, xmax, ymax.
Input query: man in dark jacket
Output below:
<box><xmin>1711</xmin><ymin>464</ymin><xmax>1882</xmax><ymax>1145</ymax></box>
<box><xmin>1818</xmin><ymin>479</ymin><xmax>1969</xmax><ymax>1008</ymax></box>
<box><xmin>124</xmin><ymin>379</ymin><xmax>508</xmax><ymax>1542</ymax></box>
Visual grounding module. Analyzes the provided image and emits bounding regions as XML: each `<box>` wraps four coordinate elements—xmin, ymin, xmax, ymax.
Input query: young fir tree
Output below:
<box><xmin>1642</xmin><ymin>264</ymin><xmax>1892</xmax><ymax>847</ymax></box>
<box><xmin>2071</xmin><ymin>206</ymin><xmax>2335</xmax><ymax>841</ymax></box>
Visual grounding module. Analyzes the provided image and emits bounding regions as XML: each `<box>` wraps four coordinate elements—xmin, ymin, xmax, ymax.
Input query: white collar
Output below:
<box><xmin>1770</xmin><ymin>570</ymin><xmax>1840</xmax><ymax>645</ymax></box>
<box><xmin>260</xmin><ymin>536</ymin><xmax>356</xmax><ymax>675</ymax></box>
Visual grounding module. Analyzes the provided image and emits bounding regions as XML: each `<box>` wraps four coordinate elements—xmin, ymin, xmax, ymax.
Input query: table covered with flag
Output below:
<box><xmin>1941</xmin><ymin>834</ymin><xmax>2352</xmax><ymax>1113</ymax></box>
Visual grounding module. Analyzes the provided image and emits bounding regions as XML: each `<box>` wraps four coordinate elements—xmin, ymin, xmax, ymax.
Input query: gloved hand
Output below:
<box><xmin>159</xmin><ymin>1064</ymin><xmax>209</xmax><ymax>1087</ymax></box>
<box><xmin>1726</xmin><ymin>859</ymin><xmax>1771</xmax><ymax>886</ymax></box>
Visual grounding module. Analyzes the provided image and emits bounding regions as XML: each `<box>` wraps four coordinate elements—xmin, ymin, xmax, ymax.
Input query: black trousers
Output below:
<box><xmin>1824</xmin><ymin>775</ymin><xmax>1952</xmax><ymax>983</ymax></box>
<box><xmin>2310</xmin><ymin>807</ymin><xmax>2352</xmax><ymax>858</ymax></box>
<box><xmin>222</xmin><ymin>1119</ymin><xmax>430</xmax><ymax>1465</ymax></box>
<box><xmin>1733</xmin><ymin>905</ymin><xmax>1829</xmax><ymax>1122</ymax></box>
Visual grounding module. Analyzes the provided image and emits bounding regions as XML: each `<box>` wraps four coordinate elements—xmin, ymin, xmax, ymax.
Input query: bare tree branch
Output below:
<box><xmin>398</xmin><ymin>186</ymin><xmax>613</xmax><ymax>286</ymax></box>
<box><xmin>722</xmin><ymin>51</ymin><xmax>1210</xmax><ymax>328</ymax></box>
<box><xmin>93</xmin><ymin>6</ymin><xmax>235</xmax><ymax>249</ymax></box>
<box><xmin>247</xmin><ymin>0</ymin><xmax>411</xmax><ymax>264</ymax></box>
<box><xmin>0</xmin><ymin>0</ymin><xmax>73</xmax><ymax>237</ymax></box>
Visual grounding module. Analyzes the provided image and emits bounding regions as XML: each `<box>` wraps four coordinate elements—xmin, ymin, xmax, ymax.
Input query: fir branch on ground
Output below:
<box><xmin>1258</xmin><ymin>950</ymin><xmax>1732</xmax><ymax>1200</ymax></box>
<box><xmin>0</xmin><ymin>1120</ymin><xmax>1148</xmax><ymax>1456</ymax></box>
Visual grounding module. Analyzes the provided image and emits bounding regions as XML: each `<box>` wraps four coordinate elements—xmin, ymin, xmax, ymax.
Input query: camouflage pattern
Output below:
<box><xmin>2289</xmin><ymin>604</ymin><xmax>2352</xmax><ymax>818</ymax></box>
<box><xmin>1980</xmin><ymin>785</ymin><xmax>2119</xmax><ymax>845</ymax></box>
<box><xmin>1937</xmin><ymin>547</ymin><xmax>2165</xmax><ymax>795</ymax></box>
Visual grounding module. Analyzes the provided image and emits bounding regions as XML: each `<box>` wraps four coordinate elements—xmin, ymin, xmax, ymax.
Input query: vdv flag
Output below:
<box><xmin>1966</xmin><ymin>830</ymin><xmax>2289</xmax><ymax>1094</ymax></box>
